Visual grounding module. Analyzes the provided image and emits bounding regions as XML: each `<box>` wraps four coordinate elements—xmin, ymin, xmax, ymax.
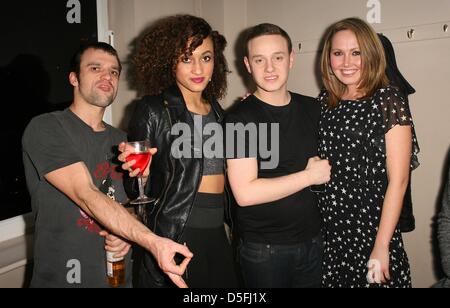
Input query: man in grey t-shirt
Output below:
<box><xmin>22</xmin><ymin>42</ymin><xmax>192</xmax><ymax>288</ymax></box>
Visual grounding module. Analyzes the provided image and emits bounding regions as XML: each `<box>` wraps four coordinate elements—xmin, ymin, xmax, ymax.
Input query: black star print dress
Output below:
<box><xmin>317</xmin><ymin>86</ymin><xmax>420</xmax><ymax>288</ymax></box>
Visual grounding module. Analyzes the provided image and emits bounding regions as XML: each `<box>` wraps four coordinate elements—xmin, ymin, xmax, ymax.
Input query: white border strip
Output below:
<box><xmin>0</xmin><ymin>260</ymin><xmax>28</xmax><ymax>275</ymax></box>
<box><xmin>0</xmin><ymin>213</ymin><xmax>33</xmax><ymax>243</ymax></box>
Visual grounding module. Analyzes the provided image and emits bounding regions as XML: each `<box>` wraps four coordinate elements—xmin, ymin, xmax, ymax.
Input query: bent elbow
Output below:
<box><xmin>233</xmin><ymin>193</ymin><xmax>254</xmax><ymax>207</ymax></box>
<box><xmin>236</xmin><ymin>198</ymin><xmax>250</xmax><ymax>207</ymax></box>
<box><xmin>229</xmin><ymin>179</ymin><xmax>258</xmax><ymax>207</ymax></box>
<box><xmin>75</xmin><ymin>185</ymin><xmax>101</xmax><ymax>217</ymax></box>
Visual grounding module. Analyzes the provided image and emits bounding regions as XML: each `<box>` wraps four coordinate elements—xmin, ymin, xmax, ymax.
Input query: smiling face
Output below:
<box><xmin>69</xmin><ymin>48</ymin><xmax>120</xmax><ymax>108</ymax></box>
<box><xmin>175</xmin><ymin>36</ymin><xmax>215</xmax><ymax>98</ymax></box>
<box><xmin>244</xmin><ymin>34</ymin><xmax>294</xmax><ymax>96</ymax></box>
<box><xmin>329</xmin><ymin>30</ymin><xmax>362</xmax><ymax>94</ymax></box>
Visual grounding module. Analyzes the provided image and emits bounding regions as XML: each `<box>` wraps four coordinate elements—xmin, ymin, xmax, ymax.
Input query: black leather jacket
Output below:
<box><xmin>126</xmin><ymin>85</ymin><xmax>230</xmax><ymax>287</ymax></box>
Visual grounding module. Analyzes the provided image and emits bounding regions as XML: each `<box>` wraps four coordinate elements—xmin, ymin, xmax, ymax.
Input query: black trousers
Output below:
<box><xmin>136</xmin><ymin>193</ymin><xmax>240</xmax><ymax>288</ymax></box>
<box><xmin>180</xmin><ymin>225</ymin><xmax>239</xmax><ymax>288</ymax></box>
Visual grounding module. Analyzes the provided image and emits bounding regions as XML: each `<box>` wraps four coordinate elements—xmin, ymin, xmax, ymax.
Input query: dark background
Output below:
<box><xmin>0</xmin><ymin>1</ymin><xmax>98</xmax><ymax>220</ymax></box>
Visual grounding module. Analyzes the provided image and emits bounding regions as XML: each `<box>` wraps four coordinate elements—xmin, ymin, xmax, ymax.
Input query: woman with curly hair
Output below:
<box><xmin>120</xmin><ymin>15</ymin><xmax>238</xmax><ymax>288</ymax></box>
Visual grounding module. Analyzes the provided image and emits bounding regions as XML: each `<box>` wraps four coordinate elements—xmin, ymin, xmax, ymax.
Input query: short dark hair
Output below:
<box><xmin>69</xmin><ymin>41</ymin><xmax>122</xmax><ymax>79</ymax></box>
<box><xmin>244</xmin><ymin>23</ymin><xmax>293</xmax><ymax>57</ymax></box>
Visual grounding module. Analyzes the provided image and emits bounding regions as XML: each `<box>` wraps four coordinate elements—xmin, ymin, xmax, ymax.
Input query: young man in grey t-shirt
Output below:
<box><xmin>22</xmin><ymin>42</ymin><xmax>192</xmax><ymax>288</ymax></box>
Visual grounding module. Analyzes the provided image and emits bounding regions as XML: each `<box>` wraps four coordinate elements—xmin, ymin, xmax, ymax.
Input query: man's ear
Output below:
<box><xmin>289</xmin><ymin>50</ymin><xmax>295</xmax><ymax>69</ymax></box>
<box><xmin>69</xmin><ymin>72</ymin><xmax>79</xmax><ymax>87</ymax></box>
<box><xmin>244</xmin><ymin>57</ymin><xmax>252</xmax><ymax>74</ymax></box>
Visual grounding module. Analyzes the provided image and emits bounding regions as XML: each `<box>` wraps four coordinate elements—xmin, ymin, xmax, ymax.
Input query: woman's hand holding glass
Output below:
<box><xmin>118</xmin><ymin>142</ymin><xmax>157</xmax><ymax>178</ymax></box>
<box><xmin>118</xmin><ymin>141</ymin><xmax>158</xmax><ymax>205</ymax></box>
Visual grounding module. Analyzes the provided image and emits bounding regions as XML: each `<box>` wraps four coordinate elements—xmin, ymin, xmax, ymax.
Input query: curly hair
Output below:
<box><xmin>133</xmin><ymin>15</ymin><xmax>229</xmax><ymax>100</ymax></box>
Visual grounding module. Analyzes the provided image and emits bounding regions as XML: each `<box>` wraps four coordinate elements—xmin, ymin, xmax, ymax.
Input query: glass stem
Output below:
<box><xmin>137</xmin><ymin>176</ymin><xmax>146</xmax><ymax>199</ymax></box>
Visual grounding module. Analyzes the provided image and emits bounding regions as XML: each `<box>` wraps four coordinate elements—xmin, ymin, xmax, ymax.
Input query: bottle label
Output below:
<box><xmin>107</xmin><ymin>261</ymin><xmax>113</xmax><ymax>277</ymax></box>
<box><xmin>106</xmin><ymin>251</ymin><xmax>125</xmax><ymax>287</ymax></box>
<box><xmin>106</xmin><ymin>251</ymin><xmax>124</xmax><ymax>262</ymax></box>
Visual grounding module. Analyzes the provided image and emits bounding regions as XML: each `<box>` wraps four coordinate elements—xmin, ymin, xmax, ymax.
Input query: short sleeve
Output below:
<box><xmin>224</xmin><ymin>109</ymin><xmax>257</xmax><ymax>159</ymax></box>
<box><xmin>372</xmin><ymin>86</ymin><xmax>420</xmax><ymax>170</ymax></box>
<box><xmin>22</xmin><ymin>114</ymin><xmax>81</xmax><ymax>179</ymax></box>
<box><xmin>378</xmin><ymin>86</ymin><xmax>414</xmax><ymax>133</ymax></box>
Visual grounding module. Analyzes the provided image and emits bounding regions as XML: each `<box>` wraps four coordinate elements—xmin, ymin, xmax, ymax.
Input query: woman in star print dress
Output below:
<box><xmin>317</xmin><ymin>18</ymin><xmax>419</xmax><ymax>288</ymax></box>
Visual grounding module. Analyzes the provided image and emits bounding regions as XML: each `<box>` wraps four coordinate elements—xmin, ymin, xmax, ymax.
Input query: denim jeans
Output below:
<box><xmin>238</xmin><ymin>234</ymin><xmax>323</xmax><ymax>288</ymax></box>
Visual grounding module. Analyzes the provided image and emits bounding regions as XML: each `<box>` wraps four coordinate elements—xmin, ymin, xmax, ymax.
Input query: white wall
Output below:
<box><xmin>109</xmin><ymin>0</ymin><xmax>450</xmax><ymax>287</ymax></box>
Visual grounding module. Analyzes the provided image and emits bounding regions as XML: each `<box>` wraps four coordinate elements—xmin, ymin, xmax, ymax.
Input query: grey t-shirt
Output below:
<box><xmin>22</xmin><ymin>108</ymin><xmax>131</xmax><ymax>288</ymax></box>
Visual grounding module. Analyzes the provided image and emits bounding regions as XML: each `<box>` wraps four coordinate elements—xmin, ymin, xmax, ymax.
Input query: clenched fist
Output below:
<box><xmin>305</xmin><ymin>156</ymin><xmax>331</xmax><ymax>186</ymax></box>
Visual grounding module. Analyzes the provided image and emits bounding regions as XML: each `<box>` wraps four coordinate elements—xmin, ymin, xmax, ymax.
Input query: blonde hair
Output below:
<box><xmin>321</xmin><ymin>17</ymin><xmax>389</xmax><ymax>107</ymax></box>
